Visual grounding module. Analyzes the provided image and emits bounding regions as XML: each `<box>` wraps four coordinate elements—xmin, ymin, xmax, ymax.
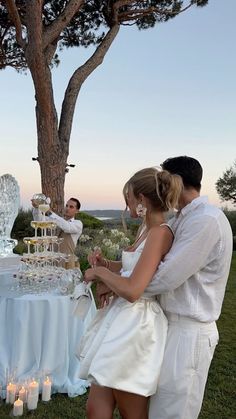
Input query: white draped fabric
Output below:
<box><xmin>0</xmin><ymin>260</ymin><xmax>96</xmax><ymax>397</ymax></box>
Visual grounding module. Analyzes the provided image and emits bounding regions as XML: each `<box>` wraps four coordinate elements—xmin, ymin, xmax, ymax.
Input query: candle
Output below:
<box><xmin>13</xmin><ymin>398</ymin><xmax>23</xmax><ymax>416</ymax></box>
<box><xmin>28</xmin><ymin>380</ymin><xmax>39</xmax><ymax>397</ymax></box>
<box><xmin>6</xmin><ymin>382</ymin><xmax>10</xmax><ymax>403</ymax></box>
<box><xmin>42</xmin><ymin>376</ymin><xmax>52</xmax><ymax>402</ymax></box>
<box><xmin>27</xmin><ymin>393</ymin><xmax>38</xmax><ymax>410</ymax></box>
<box><xmin>6</xmin><ymin>382</ymin><xmax>16</xmax><ymax>404</ymax></box>
<box><xmin>27</xmin><ymin>380</ymin><xmax>39</xmax><ymax>410</ymax></box>
<box><xmin>19</xmin><ymin>386</ymin><xmax>27</xmax><ymax>403</ymax></box>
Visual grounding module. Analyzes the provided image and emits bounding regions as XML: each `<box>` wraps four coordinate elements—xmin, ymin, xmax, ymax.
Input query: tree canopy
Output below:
<box><xmin>0</xmin><ymin>0</ymin><xmax>209</xmax><ymax>71</ymax></box>
<box><xmin>0</xmin><ymin>0</ymin><xmax>209</xmax><ymax>213</ymax></box>
<box><xmin>216</xmin><ymin>161</ymin><xmax>236</xmax><ymax>205</ymax></box>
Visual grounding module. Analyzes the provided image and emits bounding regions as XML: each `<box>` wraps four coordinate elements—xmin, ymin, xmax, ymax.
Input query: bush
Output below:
<box><xmin>224</xmin><ymin>210</ymin><xmax>236</xmax><ymax>234</ymax></box>
<box><xmin>223</xmin><ymin>210</ymin><xmax>236</xmax><ymax>250</ymax></box>
<box><xmin>76</xmin><ymin>212</ymin><xmax>103</xmax><ymax>229</ymax></box>
<box><xmin>11</xmin><ymin>208</ymin><xmax>34</xmax><ymax>240</ymax></box>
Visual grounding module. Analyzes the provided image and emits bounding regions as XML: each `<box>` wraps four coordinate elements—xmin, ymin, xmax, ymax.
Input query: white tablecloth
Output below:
<box><xmin>0</xmin><ymin>267</ymin><xmax>97</xmax><ymax>397</ymax></box>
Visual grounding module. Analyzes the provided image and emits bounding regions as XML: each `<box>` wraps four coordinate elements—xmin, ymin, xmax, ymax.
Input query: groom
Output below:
<box><xmin>98</xmin><ymin>155</ymin><xmax>233</xmax><ymax>419</ymax></box>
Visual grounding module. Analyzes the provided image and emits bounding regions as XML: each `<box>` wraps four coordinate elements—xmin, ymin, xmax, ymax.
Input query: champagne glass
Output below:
<box><xmin>23</xmin><ymin>237</ymin><xmax>32</xmax><ymax>255</ymax></box>
<box><xmin>31</xmin><ymin>221</ymin><xmax>39</xmax><ymax>237</ymax></box>
<box><xmin>56</xmin><ymin>238</ymin><xmax>64</xmax><ymax>253</ymax></box>
<box><xmin>38</xmin><ymin>204</ymin><xmax>50</xmax><ymax>221</ymax></box>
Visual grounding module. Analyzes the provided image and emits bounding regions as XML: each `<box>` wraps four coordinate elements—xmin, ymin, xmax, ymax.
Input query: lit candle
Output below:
<box><xmin>28</xmin><ymin>380</ymin><xmax>39</xmax><ymax>397</ymax></box>
<box><xmin>19</xmin><ymin>386</ymin><xmax>27</xmax><ymax>403</ymax></box>
<box><xmin>42</xmin><ymin>376</ymin><xmax>52</xmax><ymax>402</ymax></box>
<box><xmin>27</xmin><ymin>380</ymin><xmax>39</xmax><ymax>410</ymax></box>
<box><xmin>13</xmin><ymin>398</ymin><xmax>23</xmax><ymax>416</ymax></box>
<box><xmin>6</xmin><ymin>382</ymin><xmax>16</xmax><ymax>404</ymax></box>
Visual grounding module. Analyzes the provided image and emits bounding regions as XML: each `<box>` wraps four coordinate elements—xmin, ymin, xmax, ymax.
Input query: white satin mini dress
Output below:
<box><xmin>78</xmin><ymin>241</ymin><xmax>168</xmax><ymax>396</ymax></box>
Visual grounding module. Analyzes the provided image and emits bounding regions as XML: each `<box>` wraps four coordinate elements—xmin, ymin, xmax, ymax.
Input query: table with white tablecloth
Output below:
<box><xmin>0</xmin><ymin>260</ymin><xmax>97</xmax><ymax>397</ymax></box>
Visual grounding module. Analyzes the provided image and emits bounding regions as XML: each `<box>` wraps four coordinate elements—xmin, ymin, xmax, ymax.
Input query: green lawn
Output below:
<box><xmin>1</xmin><ymin>253</ymin><xmax>235</xmax><ymax>419</ymax></box>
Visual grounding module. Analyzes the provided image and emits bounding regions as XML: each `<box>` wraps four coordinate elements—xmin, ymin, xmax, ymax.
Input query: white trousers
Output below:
<box><xmin>149</xmin><ymin>313</ymin><xmax>219</xmax><ymax>419</ymax></box>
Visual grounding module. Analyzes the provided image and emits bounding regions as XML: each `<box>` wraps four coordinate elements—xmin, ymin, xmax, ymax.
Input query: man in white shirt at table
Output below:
<box><xmin>32</xmin><ymin>197</ymin><xmax>83</xmax><ymax>268</ymax></box>
<box><xmin>145</xmin><ymin>156</ymin><xmax>233</xmax><ymax>419</ymax></box>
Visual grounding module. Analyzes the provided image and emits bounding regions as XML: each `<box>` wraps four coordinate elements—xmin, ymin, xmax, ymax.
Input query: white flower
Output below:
<box><xmin>102</xmin><ymin>239</ymin><xmax>113</xmax><ymax>247</ymax></box>
<box><xmin>118</xmin><ymin>231</ymin><xmax>125</xmax><ymax>238</ymax></box>
<box><xmin>110</xmin><ymin>229</ymin><xmax>119</xmax><ymax>236</ymax></box>
<box><xmin>120</xmin><ymin>237</ymin><xmax>130</xmax><ymax>246</ymax></box>
<box><xmin>80</xmin><ymin>234</ymin><xmax>92</xmax><ymax>243</ymax></box>
<box><xmin>111</xmin><ymin>244</ymin><xmax>119</xmax><ymax>251</ymax></box>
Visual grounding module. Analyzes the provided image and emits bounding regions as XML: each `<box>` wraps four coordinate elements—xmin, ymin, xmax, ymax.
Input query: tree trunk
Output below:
<box><xmin>34</xmin><ymin>68</ymin><xmax>68</xmax><ymax>215</ymax></box>
<box><xmin>27</xmin><ymin>60</ymin><xmax>67</xmax><ymax>215</ymax></box>
<box><xmin>24</xmin><ymin>1</ymin><xmax>68</xmax><ymax>215</ymax></box>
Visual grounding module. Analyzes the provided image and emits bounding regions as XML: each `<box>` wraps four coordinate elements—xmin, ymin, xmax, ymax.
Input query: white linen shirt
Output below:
<box><xmin>32</xmin><ymin>208</ymin><xmax>83</xmax><ymax>246</ymax></box>
<box><xmin>144</xmin><ymin>196</ymin><xmax>233</xmax><ymax>322</ymax></box>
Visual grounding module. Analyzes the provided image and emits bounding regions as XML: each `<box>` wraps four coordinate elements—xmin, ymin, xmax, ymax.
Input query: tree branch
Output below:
<box><xmin>114</xmin><ymin>0</ymin><xmax>193</xmax><ymax>23</ymax></box>
<box><xmin>5</xmin><ymin>0</ymin><xmax>26</xmax><ymax>48</ymax></box>
<box><xmin>58</xmin><ymin>23</ymin><xmax>120</xmax><ymax>151</ymax></box>
<box><xmin>43</xmin><ymin>0</ymin><xmax>84</xmax><ymax>50</ymax></box>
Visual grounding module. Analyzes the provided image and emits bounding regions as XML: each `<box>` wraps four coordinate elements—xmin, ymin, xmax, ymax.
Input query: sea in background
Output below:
<box><xmin>96</xmin><ymin>217</ymin><xmax>113</xmax><ymax>221</ymax></box>
<box><xmin>84</xmin><ymin>209</ymin><xmax>127</xmax><ymax>219</ymax></box>
<box><xmin>84</xmin><ymin>209</ymin><xmax>174</xmax><ymax>222</ymax></box>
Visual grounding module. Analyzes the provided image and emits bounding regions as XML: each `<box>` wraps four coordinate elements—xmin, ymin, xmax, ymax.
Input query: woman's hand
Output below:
<box><xmin>88</xmin><ymin>247</ymin><xmax>105</xmax><ymax>267</ymax></box>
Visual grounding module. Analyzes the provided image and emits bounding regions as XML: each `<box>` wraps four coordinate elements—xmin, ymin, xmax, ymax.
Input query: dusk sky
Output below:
<box><xmin>0</xmin><ymin>0</ymin><xmax>235</xmax><ymax>210</ymax></box>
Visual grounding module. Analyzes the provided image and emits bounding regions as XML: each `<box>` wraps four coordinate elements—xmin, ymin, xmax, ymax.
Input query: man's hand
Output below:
<box><xmin>31</xmin><ymin>199</ymin><xmax>39</xmax><ymax>208</ymax></box>
<box><xmin>84</xmin><ymin>267</ymin><xmax>97</xmax><ymax>282</ymax></box>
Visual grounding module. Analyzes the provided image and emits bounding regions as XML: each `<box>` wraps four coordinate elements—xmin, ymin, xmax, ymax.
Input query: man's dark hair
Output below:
<box><xmin>70</xmin><ymin>197</ymin><xmax>81</xmax><ymax>210</ymax></box>
<box><xmin>161</xmin><ymin>156</ymin><xmax>203</xmax><ymax>191</ymax></box>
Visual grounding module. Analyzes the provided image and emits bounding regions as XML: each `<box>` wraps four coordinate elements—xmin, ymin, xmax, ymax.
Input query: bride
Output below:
<box><xmin>79</xmin><ymin>167</ymin><xmax>183</xmax><ymax>419</ymax></box>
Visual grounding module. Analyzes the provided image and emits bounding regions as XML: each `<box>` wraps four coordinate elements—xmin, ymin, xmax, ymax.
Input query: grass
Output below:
<box><xmin>0</xmin><ymin>253</ymin><xmax>235</xmax><ymax>419</ymax></box>
<box><xmin>198</xmin><ymin>251</ymin><xmax>236</xmax><ymax>419</ymax></box>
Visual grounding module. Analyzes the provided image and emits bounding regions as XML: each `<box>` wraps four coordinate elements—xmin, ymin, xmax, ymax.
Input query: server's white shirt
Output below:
<box><xmin>32</xmin><ymin>208</ymin><xmax>83</xmax><ymax>246</ymax></box>
<box><xmin>145</xmin><ymin>196</ymin><xmax>233</xmax><ymax>322</ymax></box>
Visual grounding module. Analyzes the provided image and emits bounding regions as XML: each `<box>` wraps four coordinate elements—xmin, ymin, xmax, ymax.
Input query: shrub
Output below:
<box><xmin>11</xmin><ymin>208</ymin><xmax>34</xmax><ymax>241</ymax></box>
<box><xmin>76</xmin><ymin>226</ymin><xmax>135</xmax><ymax>272</ymax></box>
<box><xmin>224</xmin><ymin>210</ymin><xmax>236</xmax><ymax>235</ymax></box>
<box><xmin>76</xmin><ymin>212</ymin><xmax>103</xmax><ymax>229</ymax></box>
<box><xmin>223</xmin><ymin>210</ymin><xmax>236</xmax><ymax>250</ymax></box>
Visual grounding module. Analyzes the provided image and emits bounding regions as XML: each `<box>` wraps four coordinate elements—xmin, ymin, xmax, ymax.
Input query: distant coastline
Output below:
<box><xmin>96</xmin><ymin>216</ymin><xmax>113</xmax><ymax>221</ymax></box>
<box><xmin>83</xmin><ymin>209</ymin><xmax>129</xmax><ymax>220</ymax></box>
<box><xmin>83</xmin><ymin>209</ymin><xmax>174</xmax><ymax>221</ymax></box>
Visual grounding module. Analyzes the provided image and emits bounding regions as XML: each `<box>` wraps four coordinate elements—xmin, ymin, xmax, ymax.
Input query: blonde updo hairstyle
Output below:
<box><xmin>123</xmin><ymin>167</ymin><xmax>183</xmax><ymax>212</ymax></box>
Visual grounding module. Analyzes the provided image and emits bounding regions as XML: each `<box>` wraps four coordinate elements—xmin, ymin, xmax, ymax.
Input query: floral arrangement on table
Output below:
<box><xmin>77</xmin><ymin>228</ymin><xmax>132</xmax><ymax>268</ymax></box>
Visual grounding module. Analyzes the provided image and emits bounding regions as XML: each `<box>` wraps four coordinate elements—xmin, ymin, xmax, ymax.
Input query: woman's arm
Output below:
<box><xmin>107</xmin><ymin>260</ymin><xmax>122</xmax><ymax>273</ymax></box>
<box><xmin>84</xmin><ymin>225</ymin><xmax>173</xmax><ymax>302</ymax></box>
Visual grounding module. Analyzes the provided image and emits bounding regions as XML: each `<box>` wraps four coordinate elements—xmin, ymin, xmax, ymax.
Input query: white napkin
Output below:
<box><xmin>71</xmin><ymin>282</ymin><xmax>93</xmax><ymax>319</ymax></box>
